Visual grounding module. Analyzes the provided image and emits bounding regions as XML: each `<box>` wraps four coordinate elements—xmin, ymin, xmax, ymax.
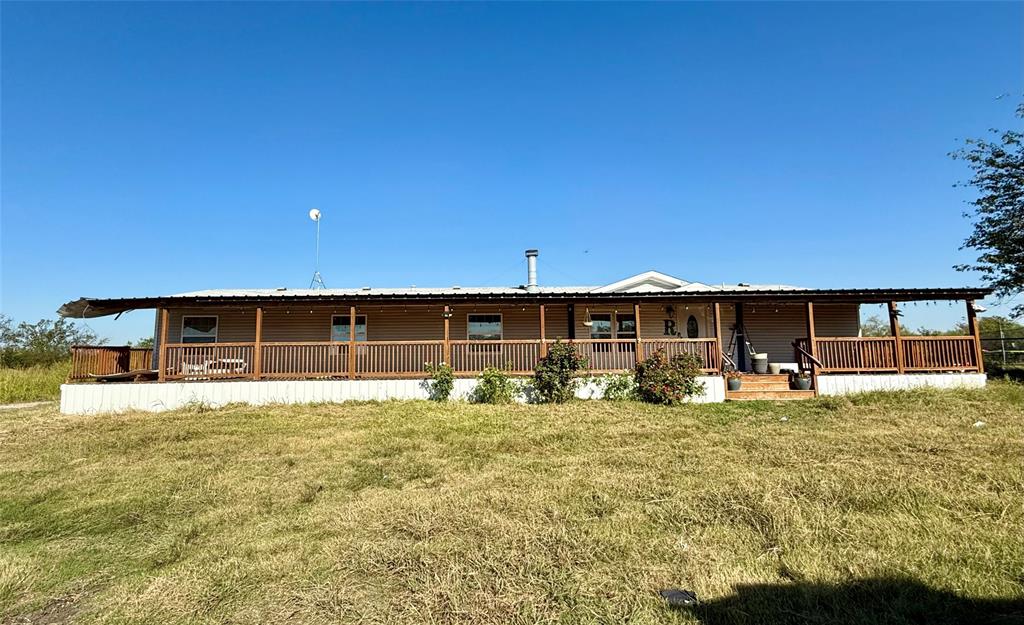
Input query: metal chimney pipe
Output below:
<box><xmin>525</xmin><ymin>249</ymin><xmax>539</xmax><ymax>292</ymax></box>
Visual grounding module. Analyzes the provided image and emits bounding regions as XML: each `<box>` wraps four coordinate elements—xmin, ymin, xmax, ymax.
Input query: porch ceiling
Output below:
<box><xmin>58</xmin><ymin>287</ymin><xmax>993</xmax><ymax>319</ymax></box>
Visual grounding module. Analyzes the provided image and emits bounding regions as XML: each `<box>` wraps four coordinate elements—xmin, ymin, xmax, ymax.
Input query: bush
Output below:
<box><xmin>533</xmin><ymin>341</ymin><xmax>588</xmax><ymax>403</ymax></box>
<box><xmin>601</xmin><ymin>373</ymin><xmax>637</xmax><ymax>401</ymax></box>
<box><xmin>634</xmin><ymin>350</ymin><xmax>705</xmax><ymax>405</ymax></box>
<box><xmin>471</xmin><ymin>366</ymin><xmax>519</xmax><ymax>404</ymax></box>
<box><xmin>1</xmin><ymin>315</ymin><xmax>102</xmax><ymax>368</ymax></box>
<box><xmin>424</xmin><ymin>362</ymin><xmax>455</xmax><ymax>401</ymax></box>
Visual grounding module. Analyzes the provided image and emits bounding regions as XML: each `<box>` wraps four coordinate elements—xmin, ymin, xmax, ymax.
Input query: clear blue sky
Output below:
<box><xmin>2</xmin><ymin>2</ymin><xmax>1021</xmax><ymax>343</ymax></box>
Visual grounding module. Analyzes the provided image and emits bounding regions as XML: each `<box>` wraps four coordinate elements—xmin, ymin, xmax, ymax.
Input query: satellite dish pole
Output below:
<box><xmin>308</xmin><ymin>208</ymin><xmax>327</xmax><ymax>289</ymax></box>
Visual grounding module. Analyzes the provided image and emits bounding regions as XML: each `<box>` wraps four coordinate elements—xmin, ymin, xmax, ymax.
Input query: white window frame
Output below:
<box><xmin>467</xmin><ymin>313</ymin><xmax>503</xmax><ymax>341</ymax></box>
<box><xmin>331</xmin><ymin>315</ymin><xmax>367</xmax><ymax>342</ymax></box>
<box><xmin>181</xmin><ymin>315</ymin><xmax>218</xmax><ymax>344</ymax></box>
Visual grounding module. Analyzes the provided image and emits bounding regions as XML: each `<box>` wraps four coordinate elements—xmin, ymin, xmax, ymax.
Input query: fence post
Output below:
<box><xmin>713</xmin><ymin>302</ymin><xmax>723</xmax><ymax>372</ymax></box>
<box><xmin>252</xmin><ymin>307</ymin><xmax>263</xmax><ymax>380</ymax></box>
<box><xmin>539</xmin><ymin>304</ymin><xmax>547</xmax><ymax>359</ymax></box>
<box><xmin>887</xmin><ymin>301</ymin><xmax>905</xmax><ymax>374</ymax></box>
<box><xmin>966</xmin><ymin>300</ymin><xmax>985</xmax><ymax>373</ymax></box>
<box><xmin>443</xmin><ymin>305</ymin><xmax>451</xmax><ymax>366</ymax></box>
<box><xmin>348</xmin><ymin>305</ymin><xmax>357</xmax><ymax>379</ymax></box>
<box><xmin>634</xmin><ymin>303</ymin><xmax>643</xmax><ymax>365</ymax></box>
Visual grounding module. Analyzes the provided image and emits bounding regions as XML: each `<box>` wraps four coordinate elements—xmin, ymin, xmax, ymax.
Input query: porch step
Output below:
<box><xmin>726</xmin><ymin>389</ymin><xmax>816</xmax><ymax>401</ymax></box>
<box><xmin>735</xmin><ymin>380</ymin><xmax>792</xmax><ymax>391</ymax></box>
<box><xmin>732</xmin><ymin>373</ymin><xmax>795</xmax><ymax>391</ymax></box>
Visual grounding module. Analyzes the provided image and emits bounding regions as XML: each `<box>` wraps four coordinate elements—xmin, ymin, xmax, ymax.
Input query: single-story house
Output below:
<box><xmin>58</xmin><ymin>250</ymin><xmax>990</xmax><ymax>413</ymax></box>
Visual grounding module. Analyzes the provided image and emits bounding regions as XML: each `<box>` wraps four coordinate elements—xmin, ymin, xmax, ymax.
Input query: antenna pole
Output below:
<box><xmin>309</xmin><ymin>209</ymin><xmax>327</xmax><ymax>289</ymax></box>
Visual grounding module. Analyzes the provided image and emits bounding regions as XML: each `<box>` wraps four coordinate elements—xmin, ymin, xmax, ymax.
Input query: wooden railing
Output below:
<box><xmin>261</xmin><ymin>342</ymin><xmax>348</xmax><ymax>378</ymax></box>
<box><xmin>796</xmin><ymin>336</ymin><xmax>980</xmax><ymax>373</ymax></box>
<box><xmin>149</xmin><ymin>336</ymin><xmax>983</xmax><ymax>382</ymax></box>
<box><xmin>358</xmin><ymin>341</ymin><xmax>445</xmax><ymax>378</ymax></box>
<box><xmin>450</xmin><ymin>340</ymin><xmax>541</xmax><ymax>374</ymax></box>
<box><xmin>69</xmin><ymin>346</ymin><xmax>153</xmax><ymax>380</ymax></box>
<box><xmin>157</xmin><ymin>338</ymin><xmax>719</xmax><ymax>380</ymax></box>
<box><xmin>640</xmin><ymin>338</ymin><xmax>720</xmax><ymax>372</ymax></box>
<box><xmin>164</xmin><ymin>343</ymin><xmax>255</xmax><ymax>380</ymax></box>
<box><xmin>902</xmin><ymin>336</ymin><xmax>979</xmax><ymax>371</ymax></box>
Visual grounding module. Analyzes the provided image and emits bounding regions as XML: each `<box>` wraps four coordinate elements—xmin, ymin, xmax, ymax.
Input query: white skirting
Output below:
<box><xmin>816</xmin><ymin>373</ymin><xmax>987</xmax><ymax>396</ymax></box>
<box><xmin>59</xmin><ymin>376</ymin><xmax>727</xmax><ymax>414</ymax></box>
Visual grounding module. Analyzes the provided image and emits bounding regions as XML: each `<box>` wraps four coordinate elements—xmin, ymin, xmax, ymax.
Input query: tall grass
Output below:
<box><xmin>0</xmin><ymin>360</ymin><xmax>69</xmax><ymax>403</ymax></box>
<box><xmin>0</xmin><ymin>383</ymin><xmax>1021</xmax><ymax>623</ymax></box>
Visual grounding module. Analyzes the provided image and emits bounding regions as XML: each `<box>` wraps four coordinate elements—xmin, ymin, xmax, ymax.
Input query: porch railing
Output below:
<box><xmin>69</xmin><ymin>345</ymin><xmax>154</xmax><ymax>380</ymax></box>
<box><xmin>158</xmin><ymin>338</ymin><xmax>721</xmax><ymax>380</ymax></box>
<box><xmin>796</xmin><ymin>336</ymin><xmax>980</xmax><ymax>373</ymax></box>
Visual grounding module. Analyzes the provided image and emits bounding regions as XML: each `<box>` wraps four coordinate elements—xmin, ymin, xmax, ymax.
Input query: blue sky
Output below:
<box><xmin>2</xmin><ymin>2</ymin><xmax>1021</xmax><ymax>343</ymax></box>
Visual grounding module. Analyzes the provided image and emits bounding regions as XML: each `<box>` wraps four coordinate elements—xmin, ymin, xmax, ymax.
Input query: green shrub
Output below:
<box><xmin>0</xmin><ymin>360</ymin><xmax>70</xmax><ymax>403</ymax></box>
<box><xmin>533</xmin><ymin>341</ymin><xmax>588</xmax><ymax>403</ymax></box>
<box><xmin>471</xmin><ymin>366</ymin><xmax>519</xmax><ymax>404</ymax></box>
<box><xmin>424</xmin><ymin>362</ymin><xmax>455</xmax><ymax>401</ymax></box>
<box><xmin>633</xmin><ymin>350</ymin><xmax>705</xmax><ymax>405</ymax></box>
<box><xmin>601</xmin><ymin>373</ymin><xmax>637</xmax><ymax>401</ymax></box>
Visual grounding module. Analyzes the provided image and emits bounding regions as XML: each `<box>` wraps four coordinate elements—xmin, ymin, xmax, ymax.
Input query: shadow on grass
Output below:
<box><xmin>682</xmin><ymin>576</ymin><xmax>1024</xmax><ymax>625</ymax></box>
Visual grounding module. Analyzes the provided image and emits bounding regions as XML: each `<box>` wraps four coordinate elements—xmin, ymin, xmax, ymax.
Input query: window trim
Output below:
<box><xmin>180</xmin><ymin>315</ymin><xmax>218</xmax><ymax>344</ymax></box>
<box><xmin>467</xmin><ymin>313</ymin><xmax>503</xmax><ymax>341</ymax></box>
<box><xmin>331</xmin><ymin>314</ymin><xmax>367</xmax><ymax>342</ymax></box>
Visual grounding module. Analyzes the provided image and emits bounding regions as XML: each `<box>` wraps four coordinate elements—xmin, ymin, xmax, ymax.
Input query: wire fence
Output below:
<box><xmin>981</xmin><ymin>336</ymin><xmax>1024</xmax><ymax>366</ymax></box>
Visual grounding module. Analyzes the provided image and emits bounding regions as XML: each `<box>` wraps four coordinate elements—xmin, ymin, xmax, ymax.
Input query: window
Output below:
<box><xmin>467</xmin><ymin>314</ymin><xmax>502</xmax><ymax>340</ymax></box>
<box><xmin>589</xmin><ymin>314</ymin><xmax>612</xmax><ymax>339</ymax></box>
<box><xmin>331</xmin><ymin>315</ymin><xmax>367</xmax><ymax>342</ymax></box>
<box><xmin>686</xmin><ymin>315</ymin><xmax>699</xmax><ymax>338</ymax></box>
<box><xmin>181</xmin><ymin>316</ymin><xmax>217</xmax><ymax>344</ymax></box>
<box><xmin>616</xmin><ymin>314</ymin><xmax>637</xmax><ymax>339</ymax></box>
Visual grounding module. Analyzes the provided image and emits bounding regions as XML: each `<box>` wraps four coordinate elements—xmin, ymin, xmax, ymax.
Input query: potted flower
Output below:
<box><xmin>725</xmin><ymin>369</ymin><xmax>742</xmax><ymax>391</ymax></box>
<box><xmin>791</xmin><ymin>371</ymin><xmax>812</xmax><ymax>390</ymax></box>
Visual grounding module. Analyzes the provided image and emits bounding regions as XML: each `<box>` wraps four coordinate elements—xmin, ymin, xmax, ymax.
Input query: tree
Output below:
<box><xmin>860</xmin><ymin>315</ymin><xmax>891</xmax><ymax>337</ymax></box>
<box><xmin>0</xmin><ymin>314</ymin><xmax>104</xmax><ymax>368</ymax></box>
<box><xmin>130</xmin><ymin>337</ymin><xmax>154</xmax><ymax>348</ymax></box>
<box><xmin>954</xmin><ymin>315</ymin><xmax>1024</xmax><ymax>338</ymax></box>
<box><xmin>952</xmin><ymin>103</ymin><xmax>1024</xmax><ymax>318</ymax></box>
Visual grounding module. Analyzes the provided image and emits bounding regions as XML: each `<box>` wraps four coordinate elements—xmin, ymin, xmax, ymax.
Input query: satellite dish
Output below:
<box><xmin>308</xmin><ymin>208</ymin><xmax>321</xmax><ymax>222</ymax></box>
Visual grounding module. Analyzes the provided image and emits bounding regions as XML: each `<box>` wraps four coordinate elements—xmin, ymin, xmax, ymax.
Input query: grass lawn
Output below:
<box><xmin>1</xmin><ymin>384</ymin><xmax>1023</xmax><ymax>624</ymax></box>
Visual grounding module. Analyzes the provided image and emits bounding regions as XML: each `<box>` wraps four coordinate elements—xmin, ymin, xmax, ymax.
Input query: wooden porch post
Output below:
<box><xmin>348</xmin><ymin>305</ymin><xmax>357</xmax><ymax>379</ymax></box>
<box><xmin>443</xmin><ymin>305</ymin><xmax>451</xmax><ymax>365</ymax></box>
<box><xmin>634</xmin><ymin>303</ymin><xmax>643</xmax><ymax>364</ymax></box>
<box><xmin>713</xmin><ymin>302</ymin><xmax>723</xmax><ymax>372</ymax></box>
<box><xmin>539</xmin><ymin>304</ymin><xmax>547</xmax><ymax>358</ymax></box>
<box><xmin>887</xmin><ymin>301</ymin><xmax>905</xmax><ymax>374</ymax></box>
<box><xmin>966</xmin><ymin>300</ymin><xmax>985</xmax><ymax>373</ymax></box>
<box><xmin>252</xmin><ymin>306</ymin><xmax>263</xmax><ymax>380</ymax></box>
<box><xmin>567</xmin><ymin>303</ymin><xmax>576</xmax><ymax>340</ymax></box>
<box><xmin>805</xmin><ymin>302</ymin><xmax>818</xmax><ymax>383</ymax></box>
<box><xmin>158</xmin><ymin>308</ymin><xmax>169</xmax><ymax>382</ymax></box>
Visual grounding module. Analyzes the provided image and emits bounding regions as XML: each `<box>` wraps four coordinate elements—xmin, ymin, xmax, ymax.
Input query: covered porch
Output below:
<box><xmin>67</xmin><ymin>295</ymin><xmax>986</xmax><ymax>385</ymax></box>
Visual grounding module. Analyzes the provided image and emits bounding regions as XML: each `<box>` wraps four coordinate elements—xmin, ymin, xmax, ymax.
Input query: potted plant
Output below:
<box><xmin>791</xmin><ymin>371</ymin><xmax>812</xmax><ymax>390</ymax></box>
<box><xmin>725</xmin><ymin>369</ymin><xmax>742</xmax><ymax>391</ymax></box>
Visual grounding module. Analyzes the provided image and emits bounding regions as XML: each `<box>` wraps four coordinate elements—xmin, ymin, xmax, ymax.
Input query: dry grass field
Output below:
<box><xmin>1</xmin><ymin>384</ymin><xmax>1023</xmax><ymax>624</ymax></box>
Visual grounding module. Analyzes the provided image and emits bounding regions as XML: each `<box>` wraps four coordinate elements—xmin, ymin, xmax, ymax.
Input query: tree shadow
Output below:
<box><xmin>680</xmin><ymin>576</ymin><xmax>1024</xmax><ymax>625</ymax></box>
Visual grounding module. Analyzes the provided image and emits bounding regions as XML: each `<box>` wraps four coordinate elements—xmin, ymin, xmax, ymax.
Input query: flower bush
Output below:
<box><xmin>424</xmin><ymin>361</ymin><xmax>455</xmax><ymax>401</ymax></box>
<box><xmin>634</xmin><ymin>350</ymin><xmax>705</xmax><ymax>405</ymax></box>
<box><xmin>601</xmin><ymin>373</ymin><xmax>637</xmax><ymax>401</ymax></box>
<box><xmin>471</xmin><ymin>366</ymin><xmax>519</xmax><ymax>404</ymax></box>
<box><xmin>533</xmin><ymin>341</ymin><xmax>588</xmax><ymax>403</ymax></box>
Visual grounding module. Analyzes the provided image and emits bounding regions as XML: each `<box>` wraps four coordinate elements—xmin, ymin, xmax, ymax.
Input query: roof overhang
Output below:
<box><xmin>58</xmin><ymin>287</ymin><xmax>994</xmax><ymax>319</ymax></box>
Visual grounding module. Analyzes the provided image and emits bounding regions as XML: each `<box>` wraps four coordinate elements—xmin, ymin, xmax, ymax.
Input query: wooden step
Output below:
<box><xmin>737</xmin><ymin>373</ymin><xmax>792</xmax><ymax>382</ymax></box>
<box><xmin>726</xmin><ymin>389</ymin><xmax>816</xmax><ymax>401</ymax></box>
<box><xmin>733</xmin><ymin>380</ymin><xmax>792</xmax><ymax>391</ymax></box>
